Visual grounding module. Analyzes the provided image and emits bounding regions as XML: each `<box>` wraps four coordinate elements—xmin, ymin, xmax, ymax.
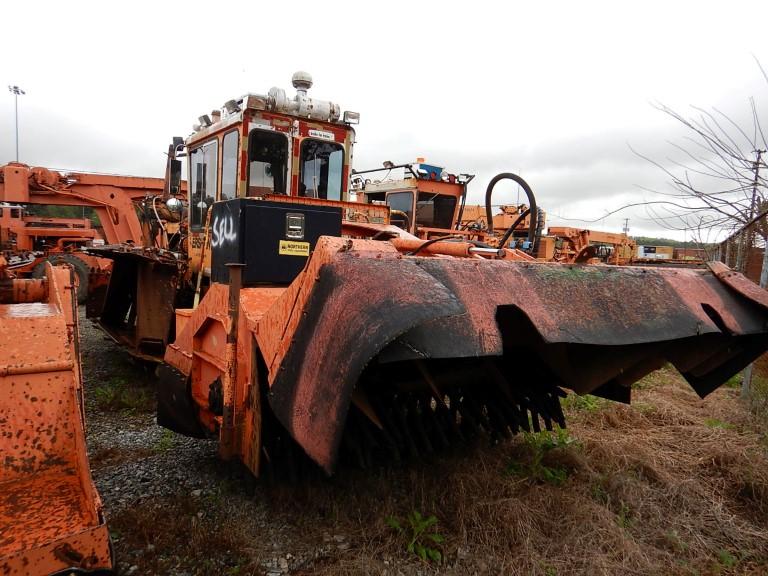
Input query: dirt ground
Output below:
<box><xmin>81</xmin><ymin>316</ymin><xmax>768</xmax><ymax>576</ymax></box>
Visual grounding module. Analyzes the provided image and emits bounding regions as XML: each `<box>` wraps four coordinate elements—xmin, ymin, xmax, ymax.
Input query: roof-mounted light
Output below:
<box><xmin>224</xmin><ymin>99</ymin><xmax>241</xmax><ymax>114</ymax></box>
<box><xmin>343</xmin><ymin>111</ymin><xmax>360</xmax><ymax>124</ymax></box>
<box><xmin>198</xmin><ymin>115</ymin><xmax>212</xmax><ymax>128</ymax></box>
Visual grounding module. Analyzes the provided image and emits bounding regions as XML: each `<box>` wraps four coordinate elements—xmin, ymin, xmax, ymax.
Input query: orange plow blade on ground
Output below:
<box><xmin>0</xmin><ymin>264</ymin><xmax>112</xmax><ymax>575</ymax></box>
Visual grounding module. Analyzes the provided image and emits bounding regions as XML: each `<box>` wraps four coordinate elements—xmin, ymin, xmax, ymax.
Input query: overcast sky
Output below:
<box><xmin>2</xmin><ymin>1</ymin><xmax>767</xmax><ymax>240</ymax></box>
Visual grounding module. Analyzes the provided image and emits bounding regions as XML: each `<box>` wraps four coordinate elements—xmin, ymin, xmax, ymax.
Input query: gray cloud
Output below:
<box><xmin>3</xmin><ymin>1</ymin><xmax>767</xmax><ymax>242</ymax></box>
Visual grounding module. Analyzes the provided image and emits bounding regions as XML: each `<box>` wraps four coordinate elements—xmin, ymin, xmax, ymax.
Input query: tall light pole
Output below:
<box><xmin>8</xmin><ymin>85</ymin><xmax>25</xmax><ymax>162</ymax></box>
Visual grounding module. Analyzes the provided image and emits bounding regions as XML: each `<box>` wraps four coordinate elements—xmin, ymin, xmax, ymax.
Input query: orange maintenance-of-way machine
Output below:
<box><xmin>4</xmin><ymin>70</ymin><xmax>768</xmax><ymax>574</ymax></box>
<box><xmin>82</xmin><ymin>72</ymin><xmax>768</xmax><ymax>479</ymax></box>
<box><xmin>0</xmin><ymin>162</ymin><xmax>186</xmax><ymax>303</ymax></box>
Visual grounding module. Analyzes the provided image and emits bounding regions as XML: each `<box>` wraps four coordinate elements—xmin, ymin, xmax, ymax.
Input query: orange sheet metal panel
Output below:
<box><xmin>0</xmin><ymin>265</ymin><xmax>112</xmax><ymax>574</ymax></box>
<box><xmin>0</xmin><ymin>164</ymin><xmax>30</xmax><ymax>203</ymax></box>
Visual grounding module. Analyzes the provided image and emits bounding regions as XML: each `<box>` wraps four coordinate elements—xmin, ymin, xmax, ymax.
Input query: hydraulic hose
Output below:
<box><xmin>454</xmin><ymin>174</ymin><xmax>474</xmax><ymax>231</ymax></box>
<box><xmin>497</xmin><ymin>208</ymin><xmax>531</xmax><ymax>249</ymax></box>
<box><xmin>534</xmin><ymin>206</ymin><xmax>545</xmax><ymax>256</ymax></box>
<box><xmin>484</xmin><ymin>173</ymin><xmax>538</xmax><ymax>244</ymax></box>
<box><xmin>455</xmin><ymin>182</ymin><xmax>468</xmax><ymax>230</ymax></box>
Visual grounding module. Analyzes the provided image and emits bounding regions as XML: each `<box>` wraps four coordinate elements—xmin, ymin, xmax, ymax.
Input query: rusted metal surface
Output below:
<box><xmin>390</xmin><ymin>237</ymin><xmax>475</xmax><ymax>257</ymax></box>
<box><xmin>707</xmin><ymin>260</ymin><xmax>768</xmax><ymax>309</ymax></box>
<box><xmin>266</xmin><ymin>253</ymin><xmax>465</xmax><ymax>471</ymax></box>
<box><xmin>156</xmin><ymin>226</ymin><xmax>768</xmax><ymax>476</ymax></box>
<box><xmin>0</xmin><ymin>205</ymin><xmax>100</xmax><ymax>252</ymax></box>
<box><xmin>91</xmin><ymin>245</ymin><xmax>184</xmax><ymax>360</ymax></box>
<box><xmin>0</xmin><ymin>162</ymin><xmax>185</xmax><ymax>203</ymax></box>
<box><xmin>0</xmin><ymin>162</ymin><xmax>188</xmax><ymax>314</ymax></box>
<box><xmin>0</xmin><ymin>277</ymin><xmax>46</xmax><ymax>303</ymax></box>
<box><xmin>0</xmin><ymin>164</ymin><xmax>145</xmax><ymax>247</ymax></box>
<box><xmin>547</xmin><ymin>226</ymin><xmax>636</xmax><ymax>264</ymax></box>
<box><xmin>255</xmin><ymin>237</ymin><xmax>402</xmax><ymax>378</ymax></box>
<box><xmin>252</xmin><ymin>244</ymin><xmax>768</xmax><ymax>472</ymax></box>
<box><xmin>0</xmin><ymin>263</ymin><xmax>112</xmax><ymax>574</ymax></box>
<box><xmin>159</xmin><ymin>283</ymin><xmax>286</xmax><ymax>472</ymax></box>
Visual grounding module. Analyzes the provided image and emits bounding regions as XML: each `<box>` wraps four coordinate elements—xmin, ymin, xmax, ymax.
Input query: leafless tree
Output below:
<box><xmin>631</xmin><ymin>61</ymin><xmax>768</xmax><ymax>399</ymax></box>
<box><xmin>630</xmin><ymin>59</ymin><xmax>768</xmax><ymax>266</ymax></box>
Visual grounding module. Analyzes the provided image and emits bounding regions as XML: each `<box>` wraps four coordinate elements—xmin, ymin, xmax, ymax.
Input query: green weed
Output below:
<box><xmin>617</xmin><ymin>502</ymin><xmax>633</xmax><ymax>529</ymax></box>
<box><xmin>386</xmin><ymin>510</ymin><xmax>444</xmax><ymax>564</ymax></box>
<box><xmin>632</xmin><ymin>365</ymin><xmax>677</xmax><ymax>390</ymax></box>
<box><xmin>561</xmin><ymin>393</ymin><xmax>606</xmax><ymax>412</ymax></box>
<box><xmin>704</xmin><ymin>418</ymin><xmax>733</xmax><ymax>430</ymax></box>
<box><xmin>506</xmin><ymin>428</ymin><xmax>578</xmax><ymax>486</ymax></box>
<box><xmin>91</xmin><ymin>377</ymin><xmax>154</xmax><ymax>414</ymax></box>
<box><xmin>525</xmin><ymin>427</ymin><xmax>579</xmax><ymax>451</ymax></box>
<box><xmin>590</xmin><ymin>482</ymin><xmax>609</xmax><ymax>505</ymax></box>
<box><xmin>155</xmin><ymin>429</ymin><xmax>176</xmax><ymax>452</ymax></box>
<box><xmin>750</xmin><ymin>375</ymin><xmax>768</xmax><ymax>426</ymax></box>
<box><xmin>716</xmin><ymin>549</ymin><xmax>738</xmax><ymax>569</ymax></box>
<box><xmin>724</xmin><ymin>373</ymin><xmax>742</xmax><ymax>389</ymax></box>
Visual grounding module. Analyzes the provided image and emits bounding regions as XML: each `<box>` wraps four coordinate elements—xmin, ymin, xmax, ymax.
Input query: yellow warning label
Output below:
<box><xmin>279</xmin><ymin>240</ymin><xmax>310</xmax><ymax>256</ymax></box>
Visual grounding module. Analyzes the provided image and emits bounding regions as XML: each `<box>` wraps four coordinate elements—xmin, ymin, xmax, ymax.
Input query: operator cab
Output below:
<box><xmin>176</xmin><ymin>72</ymin><xmax>399</xmax><ymax>281</ymax></box>
<box><xmin>183</xmin><ymin>71</ymin><xmax>358</xmax><ymax>234</ymax></box>
<box><xmin>353</xmin><ymin>162</ymin><xmax>474</xmax><ymax>238</ymax></box>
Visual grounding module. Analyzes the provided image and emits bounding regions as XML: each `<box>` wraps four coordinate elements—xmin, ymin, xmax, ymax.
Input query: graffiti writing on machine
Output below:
<box><xmin>211</xmin><ymin>215</ymin><xmax>237</xmax><ymax>248</ymax></box>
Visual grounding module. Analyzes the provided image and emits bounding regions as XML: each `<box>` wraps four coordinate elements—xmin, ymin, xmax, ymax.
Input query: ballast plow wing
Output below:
<box><xmin>0</xmin><ymin>264</ymin><xmax>112</xmax><ymax>575</ymax></box>
<box><xmin>256</xmin><ymin>238</ymin><xmax>768</xmax><ymax>473</ymax></box>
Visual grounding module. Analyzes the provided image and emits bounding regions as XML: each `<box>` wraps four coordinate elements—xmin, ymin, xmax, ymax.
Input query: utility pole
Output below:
<box><xmin>742</xmin><ymin>148</ymin><xmax>765</xmax><ymax>399</ymax></box>
<box><xmin>8</xmin><ymin>85</ymin><xmax>25</xmax><ymax>162</ymax></box>
<box><xmin>622</xmin><ymin>218</ymin><xmax>629</xmax><ymax>236</ymax></box>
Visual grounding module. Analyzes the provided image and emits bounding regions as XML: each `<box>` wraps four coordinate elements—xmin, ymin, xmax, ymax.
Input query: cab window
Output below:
<box><xmin>189</xmin><ymin>140</ymin><xmax>218</xmax><ymax>229</ymax></box>
<box><xmin>248</xmin><ymin>129</ymin><xmax>288</xmax><ymax>195</ymax></box>
<box><xmin>221</xmin><ymin>130</ymin><xmax>239</xmax><ymax>201</ymax></box>
<box><xmin>299</xmin><ymin>139</ymin><xmax>343</xmax><ymax>200</ymax></box>
<box><xmin>415</xmin><ymin>193</ymin><xmax>457</xmax><ymax>230</ymax></box>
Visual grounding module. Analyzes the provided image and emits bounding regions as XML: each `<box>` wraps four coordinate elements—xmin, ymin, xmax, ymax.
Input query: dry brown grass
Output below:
<box><xmin>109</xmin><ymin>366</ymin><xmax>768</xmax><ymax>575</ymax></box>
<box><xmin>110</xmin><ymin>494</ymin><xmax>262</xmax><ymax>575</ymax></box>
<box><xmin>284</xmin><ymin>367</ymin><xmax>768</xmax><ymax>575</ymax></box>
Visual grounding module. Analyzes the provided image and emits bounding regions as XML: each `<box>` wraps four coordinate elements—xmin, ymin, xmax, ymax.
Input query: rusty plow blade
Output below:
<box><xmin>260</xmin><ymin>248</ymin><xmax>768</xmax><ymax>474</ymax></box>
<box><xmin>0</xmin><ymin>265</ymin><xmax>112</xmax><ymax>574</ymax></box>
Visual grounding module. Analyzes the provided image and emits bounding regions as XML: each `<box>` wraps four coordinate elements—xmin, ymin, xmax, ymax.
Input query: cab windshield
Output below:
<box><xmin>299</xmin><ymin>139</ymin><xmax>344</xmax><ymax>200</ymax></box>
<box><xmin>415</xmin><ymin>193</ymin><xmax>457</xmax><ymax>230</ymax></box>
